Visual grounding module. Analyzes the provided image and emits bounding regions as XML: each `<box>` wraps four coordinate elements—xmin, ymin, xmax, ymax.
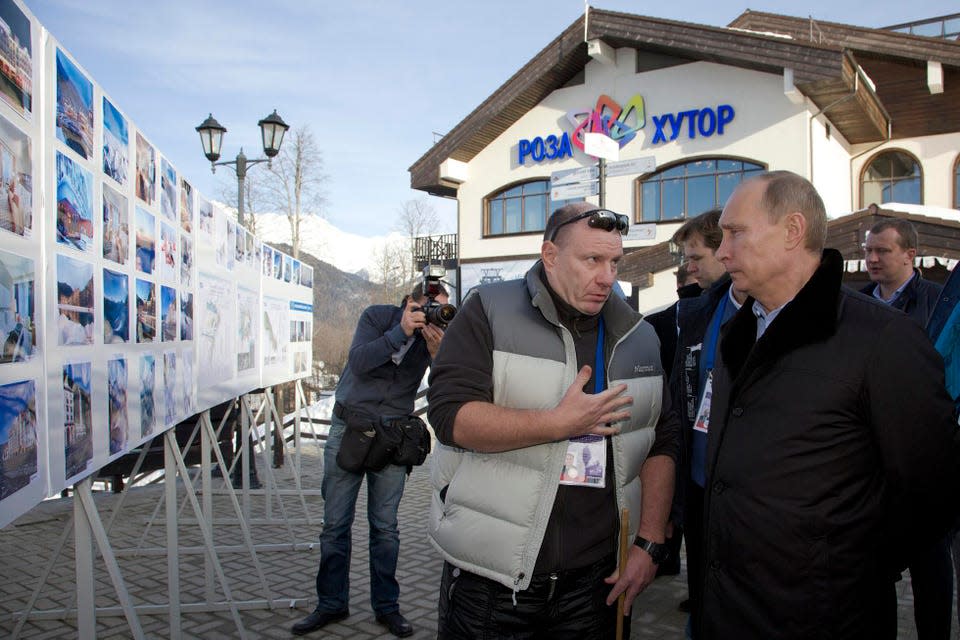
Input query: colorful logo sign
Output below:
<box><xmin>518</xmin><ymin>94</ymin><xmax>736</xmax><ymax>165</ymax></box>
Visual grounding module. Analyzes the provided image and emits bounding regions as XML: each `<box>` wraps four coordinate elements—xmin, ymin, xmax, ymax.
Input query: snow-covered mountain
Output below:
<box><xmin>250</xmin><ymin>211</ymin><xmax>409</xmax><ymax>277</ymax></box>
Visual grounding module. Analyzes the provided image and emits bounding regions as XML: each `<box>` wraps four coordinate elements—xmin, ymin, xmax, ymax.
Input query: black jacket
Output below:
<box><xmin>859</xmin><ymin>268</ymin><xmax>942</xmax><ymax>327</ymax></box>
<box><xmin>701</xmin><ymin>249</ymin><xmax>960</xmax><ymax>639</ymax></box>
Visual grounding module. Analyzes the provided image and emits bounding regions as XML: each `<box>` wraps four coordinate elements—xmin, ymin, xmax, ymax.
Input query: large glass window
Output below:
<box><xmin>861</xmin><ymin>150</ymin><xmax>922</xmax><ymax>206</ymax></box>
<box><xmin>485</xmin><ymin>180</ymin><xmax>573</xmax><ymax>237</ymax></box>
<box><xmin>637</xmin><ymin>158</ymin><xmax>764</xmax><ymax>222</ymax></box>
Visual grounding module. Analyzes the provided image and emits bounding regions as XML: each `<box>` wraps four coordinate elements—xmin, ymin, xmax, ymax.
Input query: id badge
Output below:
<box><xmin>560</xmin><ymin>435</ymin><xmax>606</xmax><ymax>488</ymax></box>
<box><xmin>692</xmin><ymin>371</ymin><xmax>713</xmax><ymax>434</ymax></box>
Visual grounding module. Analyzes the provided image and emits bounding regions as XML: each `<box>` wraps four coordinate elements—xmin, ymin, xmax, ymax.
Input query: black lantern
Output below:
<box><xmin>195</xmin><ymin>113</ymin><xmax>227</xmax><ymax>163</ymax></box>
<box><xmin>258</xmin><ymin>110</ymin><xmax>289</xmax><ymax>159</ymax></box>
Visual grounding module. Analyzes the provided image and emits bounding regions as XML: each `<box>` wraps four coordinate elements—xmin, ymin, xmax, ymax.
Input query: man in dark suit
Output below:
<box><xmin>701</xmin><ymin>171</ymin><xmax>960</xmax><ymax>639</ymax></box>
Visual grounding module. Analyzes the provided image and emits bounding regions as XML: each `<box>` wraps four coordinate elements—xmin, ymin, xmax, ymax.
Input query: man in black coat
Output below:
<box><xmin>700</xmin><ymin>171</ymin><xmax>960</xmax><ymax>639</ymax></box>
<box><xmin>862</xmin><ymin>217</ymin><xmax>953</xmax><ymax>640</ymax></box>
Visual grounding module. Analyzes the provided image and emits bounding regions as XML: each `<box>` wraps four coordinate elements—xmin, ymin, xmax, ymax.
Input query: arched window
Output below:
<box><xmin>637</xmin><ymin>158</ymin><xmax>764</xmax><ymax>222</ymax></box>
<box><xmin>861</xmin><ymin>150</ymin><xmax>922</xmax><ymax>206</ymax></box>
<box><xmin>485</xmin><ymin>180</ymin><xmax>578</xmax><ymax>237</ymax></box>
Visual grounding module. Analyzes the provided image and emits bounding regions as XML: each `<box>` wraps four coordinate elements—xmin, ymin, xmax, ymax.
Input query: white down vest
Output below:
<box><xmin>428</xmin><ymin>266</ymin><xmax>664</xmax><ymax>591</ymax></box>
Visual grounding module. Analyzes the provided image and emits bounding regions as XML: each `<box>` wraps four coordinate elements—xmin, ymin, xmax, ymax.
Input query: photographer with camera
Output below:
<box><xmin>292</xmin><ymin>276</ymin><xmax>450</xmax><ymax>638</ymax></box>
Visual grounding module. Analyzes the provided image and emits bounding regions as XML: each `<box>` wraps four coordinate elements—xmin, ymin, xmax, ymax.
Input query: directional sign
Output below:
<box><xmin>584</xmin><ymin>132</ymin><xmax>620</xmax><ymax>161</ymax></box>
<box><xmin>551</xmin><ymin>165</ymin><xmax>599</xmax><ymax>186</ymax></box>
<box><xmin>605</xmin><ymin>156</ymin><xmax>657</xmax><ymax>178</ymax></box>
<box><xmin>551</xmin><ymin>181</ymin><xmax>599</xmax><ymax>201</ymax></box>
<box><xmin>625</xmin><ymin>223</ymin><xmax>656</xmax><ymax>241</ymax></box>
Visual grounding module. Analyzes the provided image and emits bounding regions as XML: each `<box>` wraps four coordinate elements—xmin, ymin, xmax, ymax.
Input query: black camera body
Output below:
<box><xmin>419</xmin><ymin>265</ymin><xmax>456</xmax><ymax>329</ymax></box>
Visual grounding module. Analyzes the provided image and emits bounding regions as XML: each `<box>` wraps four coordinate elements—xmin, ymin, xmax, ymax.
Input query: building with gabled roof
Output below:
<box><xmin>410</xmin><ymin>8</ymin><xmax>960</xmax><ymax>311</ymax></box>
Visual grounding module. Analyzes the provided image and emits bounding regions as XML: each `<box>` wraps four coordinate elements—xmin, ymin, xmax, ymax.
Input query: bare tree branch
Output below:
<box><xmin>261</xmin><ymin>126</ymin><xmax>328</xmax><ymax>258</ymax></box>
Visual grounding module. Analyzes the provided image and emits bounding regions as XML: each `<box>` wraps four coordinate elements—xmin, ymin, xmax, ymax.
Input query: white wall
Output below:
<box><xmin>810</xmin><ymin>115</ymin><xmax>854</xmax><ymax>217</ymax></box>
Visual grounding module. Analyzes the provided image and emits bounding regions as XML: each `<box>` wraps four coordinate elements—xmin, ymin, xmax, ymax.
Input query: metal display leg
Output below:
<box><xmin>74</xmin><ymin>477</ymin><xmax>147</xmax><ymax>639</ymax></box>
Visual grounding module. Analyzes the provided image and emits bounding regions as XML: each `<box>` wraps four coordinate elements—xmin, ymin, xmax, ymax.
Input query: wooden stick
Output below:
<box><xmin>616</xmin><ymin>507</ymin><xmax>629</xmax><ymax>640</ymax></box>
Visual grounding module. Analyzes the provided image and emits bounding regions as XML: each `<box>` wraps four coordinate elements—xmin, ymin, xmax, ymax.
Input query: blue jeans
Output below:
<box><xmin>315</xmin><ymin>415</ymin><xmax>407</xmax><ymax>615</ymax></box>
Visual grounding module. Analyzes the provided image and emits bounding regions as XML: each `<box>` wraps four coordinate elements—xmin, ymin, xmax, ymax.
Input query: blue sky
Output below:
<box><xmin>27</xmin><ymin>0</ymin><xmax>959</xmax><ymax>237</ymax></box>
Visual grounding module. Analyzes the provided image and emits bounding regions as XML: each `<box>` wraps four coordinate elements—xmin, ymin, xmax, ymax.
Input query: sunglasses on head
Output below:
<box><xmin>547</xmin><ymin>208</ymin><xmax>629</xmax><ymax>242</ymax></box>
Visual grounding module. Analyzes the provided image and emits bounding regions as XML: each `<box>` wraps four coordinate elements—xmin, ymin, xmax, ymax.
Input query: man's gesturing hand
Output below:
<box><xmin>554</xmin><ymin>365</ymin><xmax>632</xmax><ymax>439</ymax></box>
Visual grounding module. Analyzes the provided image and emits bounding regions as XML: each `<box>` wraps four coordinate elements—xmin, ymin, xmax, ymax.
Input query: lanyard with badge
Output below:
<box><xmin>693</xmin><ymin>295</ymin><xmax>727</xmax><ymax>434</ymax></box>
<box><xmin>560</xmin><ymin>317</ymin><xmax>608</xmax><ymax>487</ymax></box>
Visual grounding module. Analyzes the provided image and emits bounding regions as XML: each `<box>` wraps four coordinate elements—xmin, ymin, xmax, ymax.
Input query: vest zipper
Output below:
<box><xmin>512</xmin><ymin>573</ymin><xmax>524</xmax><ymax>608</ymax></box>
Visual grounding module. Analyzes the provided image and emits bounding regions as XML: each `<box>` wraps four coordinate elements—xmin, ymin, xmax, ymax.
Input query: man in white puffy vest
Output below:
<box><xmin>427</xmin><ymin>202</ymin><xmax>680</xmax><ymax>638</ymax></box>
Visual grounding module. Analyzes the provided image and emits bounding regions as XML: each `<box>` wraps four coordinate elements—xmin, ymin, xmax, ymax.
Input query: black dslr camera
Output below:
<box><xmin>418</xmin><ymin>265</ymin><xmax>456</xmax><ymax>329</ymax></box>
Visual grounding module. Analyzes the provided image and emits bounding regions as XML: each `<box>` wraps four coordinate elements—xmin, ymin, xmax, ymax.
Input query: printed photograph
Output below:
<box><xmin>135</xmin><ymin>206</ymin><xmax>155</xmax><ymax>274</ymax></box>
<box><xmin>160</xmin><ymin>284</ymin><xmax>176</xmax><ymax>342</ymax></box>
<box><xmin>62</xmin><ymin>362</ymin><xmax>92</xmax><ymax>480</ymax></box>
<box><xmin>102</xmin><ymin>97</ymin><xmax>128</xmax><ymax>186</ymax></box>
<box><xmin>102</xmin><ymin>183</ymin><xmax>128</xmax><ymax>265</ymax></box>
<box><xmin>215</xmin><ymin>213</ymin><xmax>227</xmax><ymax>267</ymax></box>
<box><xmin>139</xmin><ymin>354</ymin><xmax>155</xmax><ymax>439</ymax></box>
<box><xmin>234</xmin><ymin>224</ymin><xmax>245</xmax><ymax>265</ymax></box>
<box><xmin>0</xmin><ymin>379</ymin><xmax>36</xmax><ymax>501</ymax></box>
<box><xmin>198</xmin><ymin>194</ymin><xmax>213</xmax><ymax>236</ymax></box>
<box><xmin>226</xmin><ymin>220</ymin><xmax>236</xmax><ymax>270</ymax></box>
<box><xmin>180</xmin><ymin>234</ymin><xmax>193</xmax><ymax>288</ymax></box>
<box><xmin>0</xmin><ymin>2</ymin><xmax>31</xmax><ymax>116</ymax></box>
<box><xmin>179</xmin><ymin>178</ymin><xmax>192</xmax><ymax>232</ymax></box>
<box><xmin>293</xmin><ymin>260</ymin><xmax>301</xmax><ymax>286</ymax></box>
<box><xmin>135</xmin><ymin>278</ymin><xmax>155</xmax><ymax>343</ymax></box>
<box><xmin>198</xmin><ymin>275</ymin><xmax>233</xmax><ymax>386</ymax></box>
<box><xmin>179</xmin><ymin>348</ymin><xmax>193</xmax><ymax>416</ymax></box>
<box><xmin>272</xmin><ymin>250</ymin><xmax>281</xmax><ymax>279</ymax></box>
<box><xmin>262</xmin><ymin>245</ymin><xmax>272</xmax><ymax>276</ymax></box>
<box><xmin>103</xmin><ymin>268</ymin><xmax>128</xmax><ymax>344</ymax></box>
<box><xmin>0</xmin><ymin>249</ymin><xmax>34</xmax><ymax>363</ymax></box>
<box><xmin>135</xmin><ymin>132</ymin><xmax>155</xmax><ymax>205</ymax></box>
<box><xmin>55</xmin><ymin>48</ymin><xmax>93</xmax><ymax>160</ymax></box>
<box><xmin>57</xmin><ymin>253</ymin><xmax>94</xmax><ymax>346</ymax></box>
<box><xmin>253</xmin><ymin>239</ymin><xmax>261</xmax><ymax>269</ymax></box>
<box><xmin>56</xmin><ymin>151</ymin><xmax>93</xmax><ymax>252</ymax></box>
<box><xmin>301</xmin><ymin>264</ymin><xmax>313</xmax><ymax>289</ymax></box>
<box><xmin>159</xmin><ymin>221</ymin><xmax>176</xmax><ymax>282</ymax></box>
<box><xmin>160</xmin><ymin>157</ymin><xmax>176</xmax><ymax>221</ymax></box>
<box><xmin>0</xmin><ymin>113</ymin><xmax>32</xmax><ymax>237</ymax></box>
<box><xmin>163</xmin><ymin>351</ymin><xmax>176</xmax><ymax>426</ymax></box>
<box><xmin>245</xmin><ymin>230</ymin><xmax>254</xmax><ymax>267</ymax></box>
<box><xmin>262</xmin><ymin>296</ymin><xmax>288</xmax><ymax>366</ymax></box>
<box><xmin>283</xmin><ymin>255</ymin><xmax>292</xmax><ymax>283</ymax></box>
<box><xmin>180</xmin><ymin>291</ymin><xmax>192</xmax><ymax>341</ymax></box>
<box><xmin>237</xmin><ymin>287</ymin><xmax>256</xmax><ymax>372</ymax></box>
<box><xmin>107</xmin><ymin>357</ymin><xmax>128</xmax><ymax>455</ymax></box>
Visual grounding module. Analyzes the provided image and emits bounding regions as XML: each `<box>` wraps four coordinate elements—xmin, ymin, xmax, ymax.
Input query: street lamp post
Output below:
<box><xmin>195</xmin><ymin>110</ymin><xmax>290</xmax><ymax>227</ymax></box>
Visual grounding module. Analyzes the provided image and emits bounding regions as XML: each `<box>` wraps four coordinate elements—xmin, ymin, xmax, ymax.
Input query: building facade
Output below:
<box><xmin>411</xmin><ymin>9</ymin><xmax>960</xmax><ymax>311</ymax></box>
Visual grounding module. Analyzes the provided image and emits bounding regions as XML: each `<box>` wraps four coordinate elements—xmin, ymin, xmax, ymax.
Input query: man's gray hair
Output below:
<box><xmin>750</xmin><ymin>171</ymin><xmax>827</xmax><ymax>252</ymax></box>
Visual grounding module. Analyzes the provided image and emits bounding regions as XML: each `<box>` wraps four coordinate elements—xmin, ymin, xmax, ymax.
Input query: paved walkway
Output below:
<box><xmin>0</xmin><ymin>442</ymin><xmax>954</xmax><ymax>638</ymax></box>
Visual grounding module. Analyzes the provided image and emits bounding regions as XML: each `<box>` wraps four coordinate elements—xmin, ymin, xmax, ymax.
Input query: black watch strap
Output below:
<box><xmin>633</xmin><ymin>534</ymin><xmax>669</xmax><ymax>564</ymax></box>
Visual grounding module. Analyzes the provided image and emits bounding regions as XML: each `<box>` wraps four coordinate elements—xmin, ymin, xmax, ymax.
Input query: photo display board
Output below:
<box><xmin>0</xmin><ymin>0</ymin><xmax>313</xmax><ymax>528</ymax></box>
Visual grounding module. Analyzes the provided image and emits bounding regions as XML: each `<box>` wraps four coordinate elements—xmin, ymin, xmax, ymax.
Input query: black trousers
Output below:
<box><xmin>438</xmin><ymin>556</ymin><xmax>625</xmax><ymax>639</ymax></box>
<box><xmin>909</xmin><ymin>533</ymin><xmax>954</xmax><ymax>640</ymax></box>
<box><xmin>684</xmin><ymin>481</ymin><xmax>705</xmax><ymax>640</ymax></box>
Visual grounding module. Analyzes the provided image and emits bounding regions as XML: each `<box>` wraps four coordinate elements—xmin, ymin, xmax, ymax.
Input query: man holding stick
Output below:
<box><xmin>427</xmin><ymin>202</ymin><xmax>680</xmax><ymax>638</ymax></box>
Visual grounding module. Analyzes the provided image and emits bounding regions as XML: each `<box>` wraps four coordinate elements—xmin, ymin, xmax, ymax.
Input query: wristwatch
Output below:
<box><xmin>633</xmin><ymin>534</ymin><xmax>669</xmax><ymax>565</ymax></box>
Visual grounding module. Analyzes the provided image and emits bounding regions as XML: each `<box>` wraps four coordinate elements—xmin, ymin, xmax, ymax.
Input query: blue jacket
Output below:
<box><xmin>335</xmin><ymin>302</ymin><xmax>431</xmax><ymax>418</ymax></box>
